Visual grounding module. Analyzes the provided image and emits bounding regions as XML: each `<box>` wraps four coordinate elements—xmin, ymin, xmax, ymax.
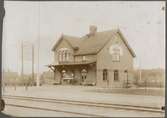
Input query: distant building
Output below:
<box><xmin>133</xmin><ymin>68</ymin><xmax>165</xmax><ymax>87</ymax></box>
<box><xmin>3</xmin><ymin>71</ymin><xmax>19</xmax><ymax>85</ymax></box>
<box><xmin>48</xmin><ymin>26</ymin><xmax>136</xmax><ymax>88</ymax></box>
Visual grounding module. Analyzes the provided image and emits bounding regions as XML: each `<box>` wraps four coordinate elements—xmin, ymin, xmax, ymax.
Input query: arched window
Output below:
<box><xmin>103</xmin><ymin>69</ymin><xmax>108</xmax><ymax>81</ymax></box>
<box><xmin>81</xmin><ymin>69</ymin><xmax>87</xmax><ymax>81</ymax></box>
<box><xmin>114</xmin><ymin>70</ymin><xmax>119</xmax><ymax>81</ymax></box>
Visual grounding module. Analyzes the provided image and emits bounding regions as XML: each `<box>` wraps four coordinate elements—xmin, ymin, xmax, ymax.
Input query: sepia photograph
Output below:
<box><xmin>0</xmin><ymin>1</ymin><xmax>165</xmax><ymax>117</ymax></box>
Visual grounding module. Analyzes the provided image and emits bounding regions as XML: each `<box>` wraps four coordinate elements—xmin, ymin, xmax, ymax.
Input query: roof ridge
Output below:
<box><xmin>96</xmin><ymin>28</ymin><xmax>119</xmax><ymax>33</ymax></box>
<box><xmin>81</xmin><ymin>28</ymin><xmax>119</xmax><ymax>39</ymax></box>
<box><xmin>52</xmin><ymin>28</ymin><xmax>136</xmax><ymax>58</ymax></box>
<box><xmin>63</xmin><ymin>34</ymin><xmax>81</xmax><ymax>39</ymax></box>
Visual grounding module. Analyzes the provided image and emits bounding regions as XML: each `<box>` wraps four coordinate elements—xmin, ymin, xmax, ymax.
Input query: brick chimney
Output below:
<box><xmin>89</xmin><ymin>25</ymin><xmax>97</xmax><ymax>36</ymax></box>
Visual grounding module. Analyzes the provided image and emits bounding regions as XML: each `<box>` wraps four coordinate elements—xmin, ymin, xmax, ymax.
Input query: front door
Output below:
<box><xmin>81</xmin><ymin>69</ymin><xmax>87</xmax><ymax>85</ymax></box>
<box><xmin>61</xmin><ymin>70</ymin><xmax>74</xmax><ymax>84</ymax></box>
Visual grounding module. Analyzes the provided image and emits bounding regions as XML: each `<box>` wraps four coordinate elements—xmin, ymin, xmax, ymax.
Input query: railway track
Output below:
<box><xmin>3</xmin><ymin>95</ymin><xmax>164</xmax><ymax>117</ymax></box>
<box><xmin>5</xmin><ymin>103</ymin><xmax>102</xmax><ymax>117</ymax></box>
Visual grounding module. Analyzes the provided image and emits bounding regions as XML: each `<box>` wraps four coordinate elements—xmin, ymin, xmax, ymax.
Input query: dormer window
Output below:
<box><xmin>58</xmin><ymin>48</ymin><xmax>72</xmax><ymax>62</ymax></box>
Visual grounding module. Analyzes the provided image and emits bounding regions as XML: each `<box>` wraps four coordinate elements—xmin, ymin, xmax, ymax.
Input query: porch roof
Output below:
<box><xmin>47</xmin><ymin>60</ymin><xmax>96</xmax><ymax>68</ymax></box>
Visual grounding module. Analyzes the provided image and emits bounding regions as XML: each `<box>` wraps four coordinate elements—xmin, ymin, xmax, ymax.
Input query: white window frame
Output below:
<box><xmin>58</xmin><ymin>48</ymin><xmax>71</xmax><ymax>62</ymax></box>
<box><xmin>112</xmin><ymin>48</ymin><xmax>120</xmax><ymax>62</ymax></box>
<box><xmin>82</xmin><ymin>56</ymin><xmax>86</xmax><ymax>61</ymax></box>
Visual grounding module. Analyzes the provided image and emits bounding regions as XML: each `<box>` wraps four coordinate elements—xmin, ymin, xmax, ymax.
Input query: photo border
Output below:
<box><xmin>0</xmin><ymin>0</ymin><xmax>166</xmax><ymax>118</ymax></box>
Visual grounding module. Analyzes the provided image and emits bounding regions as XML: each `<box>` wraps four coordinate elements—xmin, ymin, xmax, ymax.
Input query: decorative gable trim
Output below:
<box><xmin>52</xmin><ymin>34</ymin><xmax>63</xmax><ymax>51</ymax></box>
<box><xmin>117</xmin><ymin>29</ymin><xmax>136</xmax><ymax>57</ymax></box>
<box><xmin>52</xmin><ymin>34</ymin><xmax>73</xmax><ymax>51</ymax></box>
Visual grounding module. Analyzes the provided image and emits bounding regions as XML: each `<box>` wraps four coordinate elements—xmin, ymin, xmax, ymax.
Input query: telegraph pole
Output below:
<box><xmin>36</xmin><ymin>2</ymin><xmax>40</xmax><ymax>87</ymax></box>
<box><xmin>21</xmin><ymin>40</ymin><xmax>27</xmax><ymax>90</ymax></box>
<box><xmin>139</xmin><ymin>57</ymin><xmax>142</xmax><ymax>82</ymax></box>
<box><xmin>36</xmin><ymin>40</ymin><xmax>40</xmax><ymax>87</ymax></box>
<box><xmin>32</xmin><ymin>44</ymin><xmax>34</xmax><ymax>86</ymax></box>
<box><xmin>21</xmin><ymin>40</ymin><xmax>24</xmax><ymax>80</ymax></box>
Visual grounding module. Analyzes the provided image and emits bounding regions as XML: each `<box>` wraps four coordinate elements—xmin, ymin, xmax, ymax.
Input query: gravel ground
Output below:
<box><xmin>3</xmin><ymin>85</ymin><xmax>165</xmax><ymax>108</ymax></box>
<box><xmin>1</xmin><ymin>85</ymin><xmax>165</xmax><ymax>117</ymax></box>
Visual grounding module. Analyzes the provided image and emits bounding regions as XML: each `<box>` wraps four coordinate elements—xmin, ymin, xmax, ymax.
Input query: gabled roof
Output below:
<box><xmin>74</xmin><ymin>29</ymin><xmax>118</xmax><ymax>55</ymax></box>
<box><xmin>117</xmin><ymin>29</ymin><xmax>136</xmax><ymax>57</ymax></box>
<box><xmin>52</xmin><ymin>34</ymin><xmax>81</xmax><ymax>51</ymax></box>
<box><xmin>64</xmin><ymin>35</ymin><xmax>82</xmax><ymax>49</ymax></box>
<box><xmin>52</xmin><ymin>29</ymin><xmax>136</xmax><ymax>57</ymax></box>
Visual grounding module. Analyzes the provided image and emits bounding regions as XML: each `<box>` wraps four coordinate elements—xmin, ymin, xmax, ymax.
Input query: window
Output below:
<box><xmin>114</xmin><ymin>70</ymin><xmax>119</xmax><ymax>81</ymax></box>
<box><xmin>58</xmin><ymin>51</ymin><xmax>62</xmax><ymax>62</ymax></box>
<box><xmin>62</xmin><ymin>50</ymin><xmax>65</xmax><ymax>61</ymax></box>
<box><xmin>103</xmin><ymin>69</ymin><xmax>108</xmax><ymax>81</ymax></box>
<box><xmin>66</xmin><ymin>52</ymin><xmax>69</xmax><ymax>61</ymax></box>
<box><xmin>58</xmin><ymin>48</ymin><xmax>71</xmax><ymax>62</ymax></box>
<box><xmin>65</xmin><ymin>51</ymin><xmax>68</xmax><ymax>61</ymax></box>
<box><xmin>112</xmin><ymin>54</ymin><xmax>120</xmax><ymax>61</ymax></box>
<box><xmin>112</xmin><ymin>48</ymin><xmax>120</xmax><ymax>62</ymax></box>
<box><xmin>82</xmin><ymin>56</ymin><xmax>86</xmax><ymax>61</ymax></box>
<box><xmin>81</xmin><ymin>69</ymin><xmax>87</xmax><ymax>82</ymax></box>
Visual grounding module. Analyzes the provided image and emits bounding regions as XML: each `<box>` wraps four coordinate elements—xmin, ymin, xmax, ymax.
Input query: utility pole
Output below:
<box><xmin>36</xmin><ymin>2</ymin><xmax>40</xmax><ymax>87</ymax></box>
<box><xmin>21</xmin><ymin>40</ymin><xmax>27</xmax><ymax>90</ymax></box>
<box><xmin>32</xmin><ymin>44</ymin><xmax>34</xmax><ymax>86</ymax></box>
<box><xmin>36</xmin><ymin>41</ymin><xmax>40</xmax><ymax>87</ymax></box>
<box><xmin>21</xmin><ymin>40</ymin><xmax>24</xmax><ymax>80</ymax></box>
<box><xmin>139</xmin><ymin>57</ymin><xmax>142</xmax><ymax>82</ymax></box>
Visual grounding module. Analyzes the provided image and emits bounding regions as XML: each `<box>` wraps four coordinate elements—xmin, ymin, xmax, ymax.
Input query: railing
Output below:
<box><xmin>58</xmin><ymin>60</ymin><xmax>95</xmax><ymax>65</ymax></box>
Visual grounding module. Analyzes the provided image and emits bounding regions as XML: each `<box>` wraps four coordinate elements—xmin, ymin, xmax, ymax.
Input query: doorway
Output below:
<box><xmin>81</xmin><ymin>69</ymin><xmax>87</xmax><ymax>85</ymax></box>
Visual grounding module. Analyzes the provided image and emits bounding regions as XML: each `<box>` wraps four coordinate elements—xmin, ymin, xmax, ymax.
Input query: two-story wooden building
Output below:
<box><xmin>48</xmin><ymin>26</ymin><xmax>136</xmax><ymax>88</ymax></box>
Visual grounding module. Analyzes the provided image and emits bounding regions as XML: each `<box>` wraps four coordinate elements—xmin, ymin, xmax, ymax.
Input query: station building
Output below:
<box><xmin>48</xmin><ymin>26</ymin><xmax>136</xmax><ymax>88</ymax></box>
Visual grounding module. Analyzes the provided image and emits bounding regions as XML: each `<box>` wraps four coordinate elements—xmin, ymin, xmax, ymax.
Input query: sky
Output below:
<box><xmin>3</xmin><ymin>1</ymin><xmax>165</xmax><ymax>74</ymax></box>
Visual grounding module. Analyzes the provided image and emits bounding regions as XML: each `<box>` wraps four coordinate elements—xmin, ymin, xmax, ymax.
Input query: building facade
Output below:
<box><xmin>48</xmin><ymin>26</ymin><xmax>136</xmax><ymax>88</ymax></box>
